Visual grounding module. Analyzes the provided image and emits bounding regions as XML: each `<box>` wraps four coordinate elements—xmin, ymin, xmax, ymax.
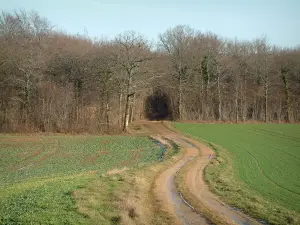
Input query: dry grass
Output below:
<box><xmin>115</xmin><ymin>147</ymin><xmax>184</xmax><ymax>225</ymax></box>
<box><xmin>107</xmin><ymin>167</ymin><xmax>128</xmax><ymax>176</ymax></box>
<box><xmin>72</xmin><ymin>136</ymin><xmax>184</xmax><ymax>225</ymax></box>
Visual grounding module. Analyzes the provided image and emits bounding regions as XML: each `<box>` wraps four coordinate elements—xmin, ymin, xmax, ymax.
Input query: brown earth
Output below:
<box><xmin>133</xmin><ymin>120</ymin><xmax>260</xmax><ymax>225</ymax></box>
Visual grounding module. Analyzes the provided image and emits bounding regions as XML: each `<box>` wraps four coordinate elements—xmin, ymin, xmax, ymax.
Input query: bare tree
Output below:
<box><xmin>1</xmin><ymin>9</ymin><xmax>300</xmax><ymax>133</ymax></box>
<box><xmin>275</xmin><ymin>49</ymin><xmax>300</xmax><ymax>122</ymax></box>
<box><xmin>252</xmin><ymin>37</ymin><xmax>272</xmax><ymax>122</ymax></box>
<box><xmin>159</xmin><ymin>25</ymin><xmax>195</xmax><ymax>120</ymax></box>
<box><xmin>113</xmin><ymin>31</ymin><xmax>151</xmax><ymax>130</ymax></box>
<box><xmin>0</xmin><ymin>10</ymin><xmax>52</xmax><ymax>129</ymax></box>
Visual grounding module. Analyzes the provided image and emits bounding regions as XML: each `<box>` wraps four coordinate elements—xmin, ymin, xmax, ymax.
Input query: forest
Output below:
<box><xmin>1</xmin><ymin>10</ymin><xmax>299</xmax><ymax>133</ymax></box>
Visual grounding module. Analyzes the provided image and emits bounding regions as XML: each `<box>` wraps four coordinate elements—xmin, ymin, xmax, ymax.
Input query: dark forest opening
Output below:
<box><xmin>145</xmin><ymin>90</ymin><xmax>173</xmax><ymax>121</ymax></box>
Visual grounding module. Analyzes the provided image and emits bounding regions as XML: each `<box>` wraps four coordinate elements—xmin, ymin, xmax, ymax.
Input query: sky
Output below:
<box><xmin>1</xmin><ymin>0</ymin><xmax>299</xmax><ymax>47</ymax></box>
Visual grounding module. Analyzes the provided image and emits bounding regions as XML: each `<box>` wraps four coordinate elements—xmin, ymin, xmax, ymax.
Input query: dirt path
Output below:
<box><xmin>134</xmin><ymin>121</ymin><xmax>259</xmax><ymax>225</ymax></box>
<box><xmin>154</xmin><ymin>140</ymin><xmax>210</xmax><ymax>225</ymax></box>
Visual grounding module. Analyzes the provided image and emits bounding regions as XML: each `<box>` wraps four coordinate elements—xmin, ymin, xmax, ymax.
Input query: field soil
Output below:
<box><xmin>133</xmin><ymin>121</ymin><xmax>259</xmax><ymax>225</ymax></box>
<box><xmin>0</xmin><ymin>134</ymin><xmax>164</xmax><ymax>224</ymax></box>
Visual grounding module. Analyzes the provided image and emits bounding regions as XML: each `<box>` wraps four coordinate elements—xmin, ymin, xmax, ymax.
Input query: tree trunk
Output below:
<box><xmin>235</xmin><ymin>88</ymin><xmax>238</xmax><ymax>123</ymax></box>
<box><xmin>264</xmin><ymin>79</ymin><xmax>268</xmax><ymax>123</ymax></box>
<box><xmin>217</xmin><ymin>70</ymin><xmax>222</xmax><ymax>121</ymax></box>
<box><xmin>130</xmin><ymin>93</ymin><xmax>135</xmax><ymax>122</ymax></box>
<box><xmin>205</xmin><ymin>73</ymin><xmax>210</xmax><ymax>120</ymax></box>
<box><xmin>242</xmin><ymin>74</ymin><xmax>247</xmax><ymax>121</ymax></box>
<box><xmin>123</xmin><ymin>75</ymin><xmax>132</xmax><ymax>131</ymax></box>
<box><xmin>123</xmin><ymin>94</ymin><xmax>130</xmax><ymax>131</ymax></box>
<box><xmin>278</xmin><ymin>99</ymin><xmax>283</xmax><ymax>122</ymax></box>
<box><xmin>24</xmin><ymin>73</ymin><xmax>31</xmax><ymax>127</ymax></box>
<box><xmin>199</xmin><ymin>75</ymin><xmax>204</xmax><ymax>120</ymax></box>
<box><xmin>178</xmin><ymin>77</ymin><xmax>183</xmax><ymax>120</ymax></box>
<box><xmin>42</xmin><ymin>95</ymin><xmax>46</xmax><ymax>132</ymax></box>
<box><xmin>119</xmin><ymin>92</ymin><xmax>123</xmax><ymax>127</ymax></box>
<box><xmin>282</xmin><ymin>74</ymin><xmax>292</xmax><ymax>123</ymax></box>
<box><xmin>105</xmin><ymin>92</ymin><xmax>110</xmax><ymax>132</ymax></box>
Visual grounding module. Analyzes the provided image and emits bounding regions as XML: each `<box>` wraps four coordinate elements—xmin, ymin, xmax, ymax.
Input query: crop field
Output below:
<box><xmin>174</xmin><ymin>123</ymin><xmax>300</xmax><ymax>224</ymax></box>
<box><xmin>0</xmin><ymin>135</ymin><xmax>161</xmax><ymax>224</ymax></box>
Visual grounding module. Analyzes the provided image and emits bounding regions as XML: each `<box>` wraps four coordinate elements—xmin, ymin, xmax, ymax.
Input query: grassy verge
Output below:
<box><xmin>173</xmin><ymin>123</ymin><xmax>300</xmax><ymax>225</ymax></box>
<box><xmin>204</xmin><ymin>143</ymin><xmax>300</xmax><ymax>225</ymax></box>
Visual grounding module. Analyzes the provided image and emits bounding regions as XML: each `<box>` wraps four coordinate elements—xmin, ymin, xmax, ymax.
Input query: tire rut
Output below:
<box><xmin>132</xmin><ymin>121</ymin><xmax>260</xmax><ymax>225</ymax></box>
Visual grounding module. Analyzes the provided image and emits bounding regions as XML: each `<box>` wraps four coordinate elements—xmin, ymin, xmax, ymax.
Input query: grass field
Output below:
<box><xmin>174</xmin><ymin>123</ymin><xmax>300</xmax><ymax>225</ymax></box>
<box><xmin>0</xmin><ymin>135</ymin><xmax>162</xmax><ymax>224</ymax></box>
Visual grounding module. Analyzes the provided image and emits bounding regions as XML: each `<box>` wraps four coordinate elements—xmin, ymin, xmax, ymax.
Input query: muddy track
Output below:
<box><xmin>134</xmin><ymin>121</ymin><xmax>259</xmax><ymax>225</ymax></box>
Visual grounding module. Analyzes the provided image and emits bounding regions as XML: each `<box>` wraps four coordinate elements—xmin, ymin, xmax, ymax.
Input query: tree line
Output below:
<box><xmin>1</xmin><ymin>10</ymin><xmax>299</xmax><ymax>133</ymax></box>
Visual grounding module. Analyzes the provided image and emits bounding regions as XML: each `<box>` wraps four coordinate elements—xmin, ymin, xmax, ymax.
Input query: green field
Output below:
<box><xmin>174</xmin><ymin>123</ymin><xmax>300</xmax><ymax>224</ymax></box>
<box><xmin>0</xmin><ymin>135</ymin><xmax>162</xmax><ymax>224</ymax></box>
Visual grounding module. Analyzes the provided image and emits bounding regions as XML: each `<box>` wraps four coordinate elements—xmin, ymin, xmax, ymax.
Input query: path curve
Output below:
<box><xmin>135</xmin><ymin>121</ymin><xmax>260</xmax><ymax>225</ymax></box>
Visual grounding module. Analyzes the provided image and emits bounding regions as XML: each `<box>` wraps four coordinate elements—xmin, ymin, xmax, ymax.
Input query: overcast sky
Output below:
<box><xmin>1</xmin><ymin>0</ymin><xmax>299</xmax><ymax>47</ymax></box>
